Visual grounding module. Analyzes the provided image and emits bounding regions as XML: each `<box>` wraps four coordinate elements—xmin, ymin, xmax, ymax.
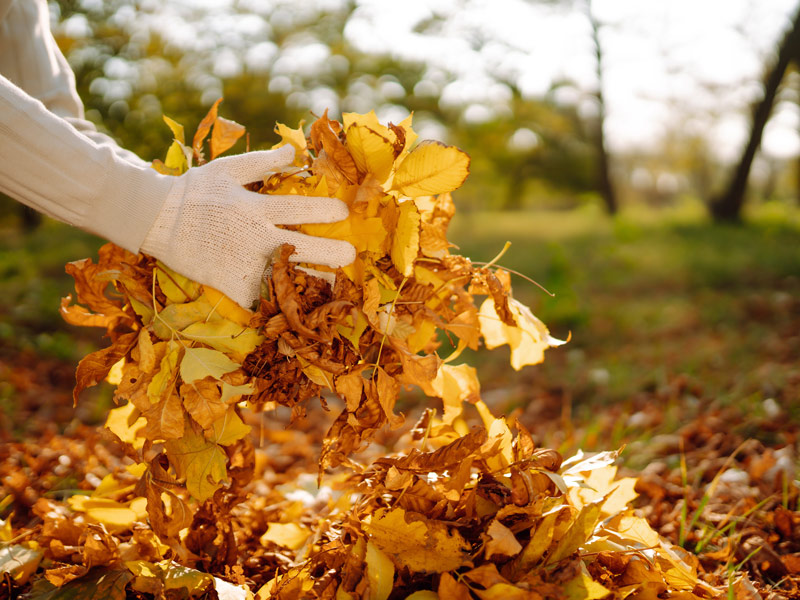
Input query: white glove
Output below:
<box><xmin>140</xmin><ymin>145</ymin><xmax>355</xmax><ymax>308</ymax></box>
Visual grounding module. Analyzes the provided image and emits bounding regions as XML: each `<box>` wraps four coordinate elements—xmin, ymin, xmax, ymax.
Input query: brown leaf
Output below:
<box><xmin>310</xmin><ymin>109</ymin><xmax>359</xmax><ymax>184</ymax></box>
<box><xmin>142</xmin><ymin>389</ymin><xmax>185</xmax><ymax>440</ymax></box>
<box><xmin>73</xmin><ymin>331</ymin><xmax>137</xmax><ymax>406</ymax></box>
<box><xmin>181</xmin><ymin>377</ymin><xmax>227</xmax><ymax>430</ymax></box>
<box><xmin>484</xmin><ymin>519</ymin><xmax>523</xmax><ymax>560</ymax></box>
<box><xmin>379</xmin><ymin>427</ymin><xmax>487</xmax><ymax>473</ymax></box>
<box><xmin>193</xmin><ymin>98</ymin><xmax>222</xmax><ymax>161</ymax></box>
<box><xmin>211</xmin><ymin>116</ymin><xmax>246</xmax><ymax>160</ymax></box>
<box><xmin>439</xmin><ymin>572</ymin><xmax>473</xmax><ymax>600</ymax></box>
<box><xmin>376</xmin><ymin>366</ymin><xmax>403</xmax><ymax>429</ymax></box>
<box><xmin>82</xmin><ymin>524</ymin><xmax>119</xmax><ymax>569</ymax></box>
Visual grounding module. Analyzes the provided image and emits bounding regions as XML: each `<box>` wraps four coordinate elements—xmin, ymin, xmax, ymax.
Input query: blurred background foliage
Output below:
<box><xmin>1</xmin><ymin>0</ymin><xmax>799</xmax><ymax>437</ymax></box>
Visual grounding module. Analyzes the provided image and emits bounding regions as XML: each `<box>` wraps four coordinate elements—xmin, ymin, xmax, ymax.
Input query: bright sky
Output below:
<box><xmin>63</xmin><ymin>0</ymin><xmax>800</xmax><ymax>161</ymax></box>
<box><xmin>344</xmin><ymin>0</ymin><xmax>799</xmax><ymax>160</ymax></box>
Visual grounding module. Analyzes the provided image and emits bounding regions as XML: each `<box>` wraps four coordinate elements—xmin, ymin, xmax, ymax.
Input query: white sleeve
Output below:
<box><xmin>0</xmin><ymin>0</ymin><xmax>148</xmax><ymax>167</ymax></box>
<box><xmin>0</xmin><ymin>73</ymin><xmax>173</xmax><ymax>253</ymax></box>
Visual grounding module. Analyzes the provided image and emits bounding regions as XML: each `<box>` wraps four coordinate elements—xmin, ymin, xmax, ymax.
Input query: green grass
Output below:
<box><xmin>448</xmin><ymin>199</ymin><xmax>800</xmax><ymax>456</ymax></box>
<box><xmin>1</xmin><ymin>198</ymin><xmax>799</xmax><ymax>449</ymax></box>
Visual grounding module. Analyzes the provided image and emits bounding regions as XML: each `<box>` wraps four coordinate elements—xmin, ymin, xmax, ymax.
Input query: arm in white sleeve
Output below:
<box><xmin>0</xmin><ymin>0</ymin><xmax>148</xmax><ymax>167</ymax></box>
<box><xmin>0</xmin><ymin>73</ymin><xmax>171</xmax><ymax>253</ymax></box>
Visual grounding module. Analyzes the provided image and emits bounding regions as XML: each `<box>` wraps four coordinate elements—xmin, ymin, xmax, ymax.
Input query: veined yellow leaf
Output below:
<box><xmin>210</xmin><ymin>408</ymin><xmax>251</xmax><ymax>446</ymax></box>
<box><xmin>479</xmin><ymin>297</ymin><xmax>566</xmax><ymax>370</ymax></box>
<box><xmin>180</xmin><ymin>347</ymin><xmax>240</xmax><ymax>384</ymax></box>
<box><xmin>392</xmin><ymin>140</ymin><xmax>470</xmax><ymax>197</ymax></box>
<box><xmin>364</xmin><ymin>507</ymin><xmax>471</xmax><ymax>573</ymax></box>
<box><xmin>181</xmin><ymin>319</ymin><xmax>264</xmax><ymax>360</ymax></box>
<box><xmin>390</xmin><ymin>200</ymin><xmax>420</xmax><ymax>277</ymax></box>
<box><xmin>165</xmin><ymin>426</ymin><xmax>228</xmax><ymax>502</ymax></box>
<box><xmin>346</xmin><ymin>124</ymin><xmax>395</xmax><ymax>182</ymax></box>
<box><xmin>342</xmin><ymin>111</ymin><xmax>393</xmax><ymax>140</ymax></box>
<box><xmin>155</xmin><ymin>262</ymin><xmax>201</xmax><ymax>304</ymax></box>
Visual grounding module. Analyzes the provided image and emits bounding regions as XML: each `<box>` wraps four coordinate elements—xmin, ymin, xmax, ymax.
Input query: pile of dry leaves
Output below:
<box><xmin>1</xmin><ymin>105</ymin><xmax>796</xmax><ymax>599</ymax></box>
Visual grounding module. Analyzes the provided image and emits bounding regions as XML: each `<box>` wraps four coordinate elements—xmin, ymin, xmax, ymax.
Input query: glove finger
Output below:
<box><xmin>259</xmin><ymin>195</ymin><xmax>349</xmax><ymax>225</ymax></box>
<box><xmin>215</xmin><ymin>145</ymin><xmax>295</xmax><ymax>184</ymax></box>
<box><xmin>272</xmin><ymin>229</ymin><xmax>356</xmax><ymax>268</ymax></box>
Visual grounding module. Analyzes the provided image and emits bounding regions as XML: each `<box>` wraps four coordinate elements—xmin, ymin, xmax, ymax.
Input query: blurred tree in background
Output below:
<box><xmin>2</xmin><ymin>0</ymin><xmax>799</xmax><ymax>226</ymax></box>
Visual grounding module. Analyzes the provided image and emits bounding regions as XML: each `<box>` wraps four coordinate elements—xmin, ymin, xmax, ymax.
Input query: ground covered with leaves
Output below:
<box><xmin>1</xmin><ymin>109</ymin><xmax>798</xmax><ymax>600</ymax></box>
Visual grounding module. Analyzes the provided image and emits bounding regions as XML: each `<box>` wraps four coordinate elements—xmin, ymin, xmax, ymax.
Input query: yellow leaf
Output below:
<box><xmin>162</xmin><ymin>115</ymin><xmax>185</xmax><ymax>145</ymax></box>
<box><xmin>163</xmin><ymin>564</ymin><xmax>214</xmax><ymax>594</ymax></box>
<box><xmin>547</xmin><ymin>502</ymin><xmax>601</xmax><ymax>564</ymax></box>
<box><xmin>430</xmin><ymin>364</ymin><xmax>479</xmax><ymax>424</ymax></box>
<box><xmin>364</xmin><ymin>507</ymin><xmax>471</xmax><ymax>573</ymax></box>
<box><xmin>474</xmin><ymin>583</ymin><xmax>532</xmax><ymax>600</ymax></box>
<box><xmin>406</xmin><ymin>318</ymin><xmax>437</xmax><ymax>354</ymax></box>
<box><xmin>0</xmin><ymin>517</ymin><xmax>12</xmax><ymax>543</ymax></box>
<box><xmin>260</xmin><ymin>522</ymin><xmax>311</xmax><ymax>551</ymax></box>
<box><xmin>390</xmin><ymin>200</ymin><xmax>420</xmax><ymax>277</ymax></box>
<box><xmin>342</xmin><ymin>111</ymin><xmax>393</xmax><ymax>140</ymax></box>
<box><xmin>165</xmin><ymin>426</ymin><xmax>228</xmax><ymax>502</ymax></box>
<box><xmin>220</xmin><ymin>381</ymin><xmax>256</xmax><ymax>404</ymax></box>
<box><xmin>147</xmin><ymin>344</ymin><xmax>180</xmax><ymax>404</ymax></box>
<box><xmin>299</xmin><ymin>359</ymin><xmax>335</xmax><ymax>391</ymax></box>
<box><xmin>165</xmin><ymin>140</ymin><xmax>189</xmax><ymax>173</ymax></box>
<box><xmin>105</xmin><ymin>401</ymin><xmax>146</xmax><ymax>449</ymax></box>
<box><xmin>346</xmin><ymin>124</ymin><xmax>395</xmax><ymax>182</ymax></box>
<box><xmin>567</xmin><ymin>465</ymin><xmax>638</xmax><ymax>518</ymax></box>
<box><xmin>302</xmin><ymin>212</ymin><xmax>388</xmax><ymax>256</ymax></box>
<box><xmin>514</xmin><ymin>509</ymin><xmax>560</xmax><ymax>573</ymax></box>
<box><xmin>152</xmin><ymin>294</ymin><xmax>218</xmax><ymax>340</ymax></box>
<box><xmin>210</xmin><ymin>116</ymin><xmax>246</xmax><ymax>159</ymax></box>
<box><xmin>392</xmin><ymin>140</ymin><xmax>470</xmax><ymax>197</ymax></box>
<box><xmin>181</xmin><ymin>319</ymin><xmax>264</xmax><ymax>360</ymax></box>
<box><xmin>180</xmin><ymin>348</ymin><xmax>241</xmax><ymax>384</ymax></box>
<box><xmin>484</xmin><ymin>519</ymin><xmax>522</xmax><ymax>559</ymax></box>
<box><xmin>606</xmin><ymin>514</ymin><xmax>661</xmax><ymax>548</ymax></box>
<box><xmin>273</xmin><ymin>120</ymin><xmax>308</xmax><ymax>165</ymax></box>
<box><xmin>0</xmin><ymin>545</ymin><xmax>42</xmax><ymax>585</ymax></box>
<box><xmin>337</xmin><ymin>310</ymin><xmax>369</xmax><ymax>350</ymax></box>
<box><xmin>564</xmin><ymin>567</ymin><xmax>612</xmax><ymax>600</ymax></box>
<box><xmin>478</xmin><ymin>297</ymin><xmax>565</xmax><ymax>370</ymax></box>
<box><xmin>366</xmin><ymin>541</ymin><xmax>394</xmax><ymax>600</ymax></box>
<box><xmin>155</xmin><ymin>262</ymin><xmax>201</xmax><ymax>304</ymax></box>
<box><xmin>67</xmin><ymin>496</ymin><xmax>148</xmax><ymax>533</ymax></box>
<box><xmin>405</xmin><ymin>593</ymin><xmax>439</xmax><ymax>600</ymax></box>
<box><xmin>202</xmin><ymin>285</ymin><xmax>253</xmax><ymax>326</ymax></box>
<box><xmin>210</xmin><ymin>408</ymin><xmax>251</xmax><ymax>446</ymax></box>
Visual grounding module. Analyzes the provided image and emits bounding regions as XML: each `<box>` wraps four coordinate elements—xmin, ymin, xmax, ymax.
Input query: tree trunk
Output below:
<box><xmin>710</xmin><ymin>5</ymin><xmax>800</xmax><ymax>222</ymax></box>
<box><xmin>587</xmin><ymin>0</ymin><xmax>618</xmax><ymax>215</ymax></box>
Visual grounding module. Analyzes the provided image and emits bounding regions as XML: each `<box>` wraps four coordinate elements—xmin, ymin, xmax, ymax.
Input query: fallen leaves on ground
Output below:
<box><xmin>1</xmin><ymin>104</ymin><xmax>797</xmax><ymax>600</ymax></box>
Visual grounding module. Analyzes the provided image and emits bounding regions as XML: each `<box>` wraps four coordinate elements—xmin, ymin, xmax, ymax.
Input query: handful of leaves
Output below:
<box><xmin>63</xmin><ymin>105</ymin><xmax>564</xmax><ymax>511</ymax></box>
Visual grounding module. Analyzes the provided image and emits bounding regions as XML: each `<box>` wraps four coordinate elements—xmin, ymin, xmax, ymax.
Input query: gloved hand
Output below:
<box><xmin>141</xmin><ymin>145</ymin><xmax>355</xmax><ymax>308</ymax></box>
